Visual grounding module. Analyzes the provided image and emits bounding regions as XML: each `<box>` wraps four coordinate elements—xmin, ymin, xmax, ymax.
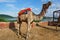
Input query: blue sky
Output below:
<box><xmin>0</xmin><ymin>0</ymin><xmax>60</xmax><ymax>17</ymax></box>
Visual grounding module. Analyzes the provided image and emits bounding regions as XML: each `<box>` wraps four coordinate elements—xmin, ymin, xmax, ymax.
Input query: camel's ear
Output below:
<box><xmin>48</xmin><ymin>1</ymin><xmax>52</xmax><ymax>6</ymax></box>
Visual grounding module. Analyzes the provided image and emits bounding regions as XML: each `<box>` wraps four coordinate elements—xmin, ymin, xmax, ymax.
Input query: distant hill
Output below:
<box><xmin>0</xmin><ymin>14</ymin><xmax>17</xmax><ymax>22</ymax></box>
<box><xmin>0</xmin><ymin>14</ymin><xmax>14</xmax><ymax>18</ymax></box>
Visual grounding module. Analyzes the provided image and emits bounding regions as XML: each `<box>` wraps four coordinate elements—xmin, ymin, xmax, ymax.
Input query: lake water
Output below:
<box><xmin>8</xmin><ymin>18</ymin><xmax>17</xmax><ymax>20</ymax></box>
<box><xmin>42</xmin><ymin>18</ymin><xmax>53</xmax><ymax>22</ymax></box>
<box><xmin>7</xmin><ymin>17</ymin><xmax>53</xmax><ymax>22</ymax></box>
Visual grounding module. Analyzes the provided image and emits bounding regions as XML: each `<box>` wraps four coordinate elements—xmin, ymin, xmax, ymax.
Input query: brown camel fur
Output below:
<box><xmin>17</xmin><ymin>1</ymin><xmax>52</xmax><ymax>40</ymax></box>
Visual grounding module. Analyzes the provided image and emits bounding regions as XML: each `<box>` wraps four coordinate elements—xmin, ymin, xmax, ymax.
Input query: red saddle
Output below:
<box><xmin>18</xmin><ymin>8</ymin><xmax>31</xmax><ymax>16</ymax></box>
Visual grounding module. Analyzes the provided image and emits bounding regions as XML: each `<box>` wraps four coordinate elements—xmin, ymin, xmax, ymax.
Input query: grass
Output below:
<box><xmin>33</xmin><ymin>20</ymin><xmax>41</xmax><ymax>22</ymax></box>
<box><xmin>0</xmin><ymin>18</ymin><xmax>16</xmax><ymax>22</ymax></box>
<box><xmin>0</xmin><ymin>18</ymin><xmax>8</xmax><ymax>22</ymax></box>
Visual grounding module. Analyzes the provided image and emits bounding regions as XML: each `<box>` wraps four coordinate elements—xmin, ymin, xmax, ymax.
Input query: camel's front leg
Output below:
<box><xmin>26</xmin><ymin>21</ymin><xmax>31</xmax><ymax>40</ymax></box>
<box><xmin>25</xmin><ymin>11</ymin><xmax>33</xmax><ymax>40</ymax></box>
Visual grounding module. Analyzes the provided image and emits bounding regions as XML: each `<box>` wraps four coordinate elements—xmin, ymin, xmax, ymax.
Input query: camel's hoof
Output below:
<box><xmin>17</xmin><ymin>35</ymin><xmax>21</xmax><ymax>38</ymax></box>
<box><xmin>19</xmin><ymin>33</ymin><xmax>21</xmax><ymax>35</ymax></box>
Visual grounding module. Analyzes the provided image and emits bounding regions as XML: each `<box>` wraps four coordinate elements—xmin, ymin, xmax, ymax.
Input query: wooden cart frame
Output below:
<box><xmin>48</xmin><ymin>10</ymin><xmax>60</xmax><ymax>30</ymax></box>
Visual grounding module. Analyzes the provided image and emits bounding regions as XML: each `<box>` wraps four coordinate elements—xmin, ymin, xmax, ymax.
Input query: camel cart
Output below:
<box><xmin>48</xmin><ymin>10</ymin><xmax>60</xmax><ymax>30</ymax></box>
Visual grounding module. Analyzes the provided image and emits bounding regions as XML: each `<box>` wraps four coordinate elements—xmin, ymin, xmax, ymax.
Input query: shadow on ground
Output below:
<box><xmin>9</xmin><ymin>22</ymin><xmax>18</xmax><ymax>35</ymax></box>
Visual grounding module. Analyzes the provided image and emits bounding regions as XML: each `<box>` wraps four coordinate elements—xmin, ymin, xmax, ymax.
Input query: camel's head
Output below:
<box><xmin>43</xmin><ymin>1</ymin><xmax>52</xmax><ymax>10</ymax></box>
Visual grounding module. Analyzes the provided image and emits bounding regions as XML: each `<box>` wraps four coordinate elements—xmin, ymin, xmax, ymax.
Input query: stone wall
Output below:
<box><xmin>0</xmin><ymin>22</ymin><xmax>18</xmax><ymax>29</ymax></box>
<box><xmin>0</xmin><ymin>22</ymin><xmax>48</xmax><ymax>29</ymax></box>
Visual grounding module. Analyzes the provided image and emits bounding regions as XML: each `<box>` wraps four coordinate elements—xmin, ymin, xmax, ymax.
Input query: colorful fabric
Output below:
<box><xmin>26</xmin><ymin>8</ymin><xmax>31</xmax><ymax>11</ymax></box>
<box><xmin>18</xmin><ymin>8</ymin><xmax>31</xmax><ymax>16</ymax></box>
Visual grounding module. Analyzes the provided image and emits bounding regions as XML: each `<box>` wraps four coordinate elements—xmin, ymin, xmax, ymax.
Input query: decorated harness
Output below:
<box><xmin>18</xmin><ymin>8</ymin><xmax>31</xmax><ymax>16</ymax></box>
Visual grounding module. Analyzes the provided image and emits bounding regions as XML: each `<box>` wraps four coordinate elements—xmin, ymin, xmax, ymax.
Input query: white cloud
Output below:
<box><xmin>0</xmin><ymin>0</ymin><xmax>16</xmax><ymax>2</ymax></box>
<box><xmin>0</xmin><ymin>12</ymin><xmax>17</xmax><ymax>17</ymax></box>
<box><xmin>6</xmin><ymin>4</ymin><xmax>19</xmax><ymax>10</ymax></box>
<box><xmin>32</xmin><ymin>8</ymin><xmax>40</xmax><ymax>14</ymax></box>
<box><xmin>0</xmin><ymin>4</ymin><xmax>20</xmax><ymax>17</ymax></box>
<box><xmin>26</xmin><ymin>6</ymin><xmax>41</xmax><ymax>14</ymax></box>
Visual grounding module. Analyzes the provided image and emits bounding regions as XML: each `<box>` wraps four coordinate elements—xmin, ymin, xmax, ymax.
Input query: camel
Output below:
<box><xmin>17</xmin><ymin>1</ymin><xmax>52</xmax><ymax>40</ymax></box>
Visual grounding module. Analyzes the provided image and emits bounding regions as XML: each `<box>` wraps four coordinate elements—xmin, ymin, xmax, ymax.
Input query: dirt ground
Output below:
<box><xmin>0</xmin><ymin>22</ymin><xmax>60</xmax><ymax>40</ymax></box>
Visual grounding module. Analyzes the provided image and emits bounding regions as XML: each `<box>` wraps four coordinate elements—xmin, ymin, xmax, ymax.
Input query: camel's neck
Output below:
<box><xmin>39</xmin><ymin>7</ymin><xmax>47</xmax><ymax>17</ymax></box>
<box><xmin>32</xmin><ymin>1</ymin><xmax>51</xmax><ymax>21</ymax></box>
<box><xmin>38</xmin><ymin>4</ymin><xmax>50</xmax><ymax>20</ymax></box>
<box><xmin>32</xmin><ymin>4</ymin><xmax>51</xmax><ymax>21</ymax></box>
